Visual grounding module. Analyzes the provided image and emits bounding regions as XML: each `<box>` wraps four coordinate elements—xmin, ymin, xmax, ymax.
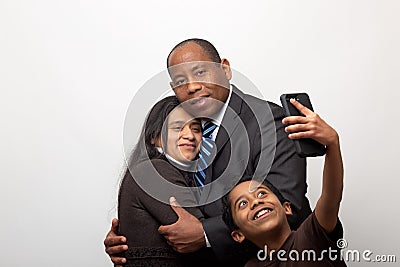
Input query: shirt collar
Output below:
<box><xmin>155</xmin><ymin>147</ymin><xmax>196</xmax><ymax>170</ymax></box>
<box><xmin>203</xmin><ymin>84</ymin><xmax>233</xmax><ymax>126</ymax></box>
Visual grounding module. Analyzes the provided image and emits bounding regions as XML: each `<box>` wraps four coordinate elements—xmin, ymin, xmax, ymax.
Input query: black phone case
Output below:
<box><xmin>280</xmin><ymin>93</ymin><xmax>327</xmax><ymax>157</ymax></box>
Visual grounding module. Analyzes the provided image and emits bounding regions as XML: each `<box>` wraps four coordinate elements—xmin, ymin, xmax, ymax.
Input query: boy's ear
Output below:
<box><xmin>231</xmin><ymin>230</ymin><xmax>245</xmax><ymax>243</ymax></box>
<box><xmin>283</xmin><ymin>202</ymin><xmax>293</xmax><ymax>216</ymax></box>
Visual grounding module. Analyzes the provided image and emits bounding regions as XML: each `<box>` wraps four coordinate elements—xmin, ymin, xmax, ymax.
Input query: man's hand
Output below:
<box><xmin>158</xmin><ymin>197</ymin><xmax>206</xmax><ymax>253</ymax></box>
<box><xmin>104</xmin><ymin>218</ymin><xmax>128</xmax><ymax>267</ymax></box>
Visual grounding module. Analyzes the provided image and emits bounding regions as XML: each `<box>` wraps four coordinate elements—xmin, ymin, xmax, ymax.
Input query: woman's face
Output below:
<box><xmin>163</xmin><ymin>107</ymin><xmax>202</xmax><ymax>162</ymax></box>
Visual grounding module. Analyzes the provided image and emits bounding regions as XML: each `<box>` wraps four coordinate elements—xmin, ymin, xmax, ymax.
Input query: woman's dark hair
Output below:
<box><xmin>128</xmin><ymin>96</ymin><xmax>181</xmax><ymax>166</ymax></box>
<box><xmin>222</xmin><ymin>177</ymin><xmax>289</xmax><ymax>233</ymax></box>
<box><xmin>118</xmin><ymin>96</ymin><xmax>180</xmax><ymax>208</ymax></box>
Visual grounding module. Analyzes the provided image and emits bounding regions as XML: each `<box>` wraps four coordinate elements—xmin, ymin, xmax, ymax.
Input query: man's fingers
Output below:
<box><xmin>169</xmin><ymin>197</ymin><xmax>187</xmax><ymax>218</ymax></box>
<box><xmin>104</xmin><ymin>218</ymin><xmax>125</xmax><ymax>246</ymax></box>
<box><xmin>104</xmin><ymin>236</ymin><xmax>127</xmax><ymax>247</ymax></box>
<box><xmin>289</xmin><ymin>98</ymin><xmax>313</xmax><ymax>116</ymax></box>
<box><xmin>106</xmin><ymin>244</ymin><xmax>128</xmax><ymax>255</ymax></box>
<box><xmin>158</xmin><ymin>225</ymin><xmax>171</xmax><ymax>235</ymax></box>
<box><xmin>169</xmin><ymin>196</ymin><xmax>180</xmax><ymax>207</ymax></box>
<box><xmin>110</xmin><ymin>255</ymin><xmax>127</xmax><ymax>265</ymax></box>
<box><xmin>111</xmin><ymin>218</ymin><xmax>119</xmax><ymax>232</ymax></box>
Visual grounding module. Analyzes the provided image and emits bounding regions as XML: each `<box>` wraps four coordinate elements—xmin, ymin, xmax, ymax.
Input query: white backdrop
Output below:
<box><xmin>1</xmin><ymin>1</ymin><xmax>399</xmax><ymax>266</ymax></box>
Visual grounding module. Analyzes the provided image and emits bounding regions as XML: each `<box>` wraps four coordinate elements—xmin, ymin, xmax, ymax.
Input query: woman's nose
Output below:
<box><xmin>180</xmin><ymin>126</ymin><xmax>195</xmax><ymax>140</ymax></box>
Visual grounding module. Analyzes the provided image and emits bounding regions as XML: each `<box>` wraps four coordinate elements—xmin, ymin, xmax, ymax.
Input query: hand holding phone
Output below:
<box><xmin>280</xmin><ymin>93</ymin><xmax>327</xmax><ymax>157</ymax></box>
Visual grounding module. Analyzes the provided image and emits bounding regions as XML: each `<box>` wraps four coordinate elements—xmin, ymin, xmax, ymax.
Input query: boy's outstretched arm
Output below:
<box><xmin>282</xmin><ymin>99</ymin><xmax>343</xmax><ymax>233</ymax></box>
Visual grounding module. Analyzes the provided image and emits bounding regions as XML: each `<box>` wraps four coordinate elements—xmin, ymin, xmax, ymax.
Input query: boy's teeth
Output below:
<box><xmin>254</xmin><ymin>208</ymin><xmax>271</xmax><ymax>220</ymax></box>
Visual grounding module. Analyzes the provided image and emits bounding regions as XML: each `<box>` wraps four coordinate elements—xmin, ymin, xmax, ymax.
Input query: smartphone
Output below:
<box><xmin>280</xmin><ymin>93</ymin><xmax>327</xmax><ymax>157</ymax></box>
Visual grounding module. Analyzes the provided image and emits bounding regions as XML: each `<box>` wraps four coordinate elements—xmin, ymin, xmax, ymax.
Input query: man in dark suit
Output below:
<box><xmin>104</xmin><ymin>39</ymin><xmax>311</xmax><ymax>266</ymax></box>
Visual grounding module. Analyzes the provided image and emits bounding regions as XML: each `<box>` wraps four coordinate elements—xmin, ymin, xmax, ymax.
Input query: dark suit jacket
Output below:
<box><xmin>200</xmin><ymin>86</ymin><xmax>311</xmax><ymax>265</ymax></box>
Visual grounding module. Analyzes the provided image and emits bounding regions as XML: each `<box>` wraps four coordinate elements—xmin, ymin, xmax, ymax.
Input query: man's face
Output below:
<box><xmin>168</xmin><ymin>43</ymin><xmax>232</xmax><ymax>118</ymax></box>
<box><xmin>229</xmin><ymin>181</ymin><xmax>292</xmax><ymax>246</ymax></box>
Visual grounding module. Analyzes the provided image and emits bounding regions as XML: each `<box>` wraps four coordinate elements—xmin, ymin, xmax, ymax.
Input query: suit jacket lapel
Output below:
<box><xmin>215</xmin><ymin>85</ymin><xmax>243</xmax><ymax>153</ymax></box>
<box><xmin>200</xmin><ymin>86</ymin><xmax>245</xmax><ymax>203</ymax></box>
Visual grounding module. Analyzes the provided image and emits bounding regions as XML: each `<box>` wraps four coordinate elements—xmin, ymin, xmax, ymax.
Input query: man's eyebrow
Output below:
<box><xmin>171</xmin><ymin>74</ymin><xmax>185</xmax><ymax>80</ymax></box>
<box><xmin>170</xmin><ymin>63</ymin><xmax>207</xmax><ymax>80</ymax></box>
<box><xmin>191</xmin><ymin>63</ymin><xmax>205</xmax><ymax>71</ymax></box>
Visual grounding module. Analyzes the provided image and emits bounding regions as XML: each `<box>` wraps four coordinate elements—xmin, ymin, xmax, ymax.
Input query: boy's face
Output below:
<box><xmin>229</xmin><ymin>181</ymin><xmax>292</xmax><ymax>245</ymax></box>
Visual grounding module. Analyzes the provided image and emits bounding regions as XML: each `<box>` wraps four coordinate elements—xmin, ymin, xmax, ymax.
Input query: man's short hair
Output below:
<box><xmin>167</xmin><ymin>38</ymin><xmax>222</xmax><ymax>67</ymax></box>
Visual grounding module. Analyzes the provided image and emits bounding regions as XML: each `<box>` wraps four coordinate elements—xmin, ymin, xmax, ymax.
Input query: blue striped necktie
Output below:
<box><xmin>194</xmin><ymin>121</ymin><xmax>217</xmax><ymax>187</ymax></box>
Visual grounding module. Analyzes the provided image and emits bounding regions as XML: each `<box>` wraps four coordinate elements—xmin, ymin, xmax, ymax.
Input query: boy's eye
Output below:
<box><xmin>257</xmin><ymin>191</ymin><xmax>266</xmax><ymax>198</ymax></box>
<box><xmin>238</xmin><ymin>200</ymin><xmax>247</xmax><ymax>208</ymax></box>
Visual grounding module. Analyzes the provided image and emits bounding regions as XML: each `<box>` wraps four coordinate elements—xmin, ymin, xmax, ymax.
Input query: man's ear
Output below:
<box><xmin>231</xmin><ymin>229</ymin><xmax>245</xmax><ymax>243</ymax></box>
<box><xmin>170</xmin><ymin>81</ymin><xmax>176</xmax><ymax>92</ymax></box>
<box><xmin>220</xmin><ymin>58</ymin><xmax>232</xmax><ymax>80</ymax></box>
<box><xmin>283</xmin><ymin>202</ymin><xmax>293</xmax><ymax>216</ymax></box>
